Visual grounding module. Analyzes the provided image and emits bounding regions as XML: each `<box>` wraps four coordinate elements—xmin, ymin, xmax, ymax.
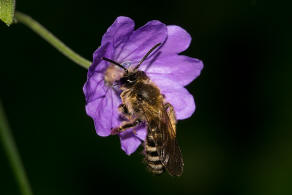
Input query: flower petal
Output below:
<box><xmin>85</xmin><ymin>88</ymin><xmax>121</xmax><ymax>136</ymax></box>
<box><xmin>135</xmin><ymin>126</ymin><xmax>147</xmax><ymax>141</ymax></box>
<box><xmin>83</xmin><ymin>72</ymin><xmax>106</xmax><ymax>102</ymax></box>
<box><xmin>119</xmin><ymin>126</ymin><xmax>147</xmax><ymax>155</ymax></box>
<box><xmin>101</xmin><ymin>16</ymin><xmax>134</xmax><ymax>46</ymax></box>
<box><xmin>101</xmin><ymin>16</ymin><xmax>135</xmax><ymax>60</ymax></box>
<box><xmin>160</xmin><ymin>25</ymin><xmax>192</xmax><ymax>54</ymax></box>
<box><xmin>89</xmin><ymin>43</ymin><xmax>114</xmax><ymax>77</ymax></box>
<box><xmin>120</xmin><ymin>135</ymin><xmax>141</xmax><ymax>155</ymax></box>
<box><xmin>116</xmin><ymin>20</ymin><xmax>167</xmax><ymax>63</ymax></box>
<box><xmin>150</xmin><ymin>76</ymin><xmax>196</xmax><ymax>120</ymax></box>
<box><xmin>141</xmin><ymin>55</ymin><xmax>203</xmax><ymax>86</ymax></box>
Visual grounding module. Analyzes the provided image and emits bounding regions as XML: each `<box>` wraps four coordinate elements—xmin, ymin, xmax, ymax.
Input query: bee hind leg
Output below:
<box><xmin>111</xmin><ymin>119</ymin><xmax>141</xmax><ymax>135</ymax></box>
<box><xmin>164</xmin><ymin>103</ymin><xmax>177</xmax><ymax>130</ymax></box>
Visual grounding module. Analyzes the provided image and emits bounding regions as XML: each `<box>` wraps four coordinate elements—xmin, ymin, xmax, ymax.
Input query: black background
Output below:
<box><xmin>1</xmin><ymin>0</ymin><xmax>292</xmax><ymax>194</ymax></box>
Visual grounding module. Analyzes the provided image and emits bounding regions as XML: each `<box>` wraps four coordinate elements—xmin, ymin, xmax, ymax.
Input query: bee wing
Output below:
<box><xmin>160</xmin><ymin>106</ymin><xmax>184</xmax><ymax>176</ymax></box>
<box><xmin>143</xmin><ymin>105</ymin><xmax>184</xmax><ymax>176</ymax></box>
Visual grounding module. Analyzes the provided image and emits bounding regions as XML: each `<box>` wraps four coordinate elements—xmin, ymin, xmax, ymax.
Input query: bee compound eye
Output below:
<box><xmin>127</xmin><ymin>74</ymin><xmax>137</xmax><ymax>83</ymax></box>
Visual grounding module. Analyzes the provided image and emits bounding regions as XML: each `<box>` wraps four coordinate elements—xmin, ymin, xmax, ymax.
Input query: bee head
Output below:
<box><xmin>119</xmin><ymin>72</ymin><xmax>137</xmax><ymax>86</ymax></box>
<box><xmin>118</xmin><ymin>71</ymin><xmax>148</xmax><ymax>87</ymax></box>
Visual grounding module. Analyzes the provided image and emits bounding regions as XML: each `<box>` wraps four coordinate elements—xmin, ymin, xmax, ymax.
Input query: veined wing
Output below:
<box><xmin>142</xmin><ymin>104</ymin><xmax>184</xmax><ymax>176</ymax></box>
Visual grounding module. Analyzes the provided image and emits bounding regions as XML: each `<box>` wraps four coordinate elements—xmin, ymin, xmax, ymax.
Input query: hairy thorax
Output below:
<box><xmin>121</xmin><ymin>80</ymin><xmax>164</xmax><ymax>118</ymax></box>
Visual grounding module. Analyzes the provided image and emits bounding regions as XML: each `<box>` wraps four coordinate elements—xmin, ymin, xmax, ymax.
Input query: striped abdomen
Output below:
<box><xmin>144</xmin><ymin>134</ymin><xmax>164</xmax><ymax>174</ymax></box>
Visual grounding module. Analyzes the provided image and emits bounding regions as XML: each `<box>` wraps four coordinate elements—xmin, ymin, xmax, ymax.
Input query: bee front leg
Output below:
<box><xmin>118</xmin><ymin>104</ymin><xmax>131</xmax><ymax>120</ymax></box>
<box><xmin>111</xmin><ymin>119</ymin><xmax>141</xmax><ymax>135</ymax></box>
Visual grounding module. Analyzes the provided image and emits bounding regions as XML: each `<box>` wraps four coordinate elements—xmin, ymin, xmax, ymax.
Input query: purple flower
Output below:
<box><xmin>83</xmin><ymin>17</ymin><xmax>203</xmax><ymax>155</ymax></box>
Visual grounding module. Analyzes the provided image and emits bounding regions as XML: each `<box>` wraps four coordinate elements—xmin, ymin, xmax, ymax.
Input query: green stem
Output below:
<box><xmin>14</xmin><ymin>11</ymin><xmax>91</xmax><ymax>69</ymax></box>
<box><xmin>0</xmin><ymin>100</ymin><xmax>33</xmax><ymax>195</ymax></box>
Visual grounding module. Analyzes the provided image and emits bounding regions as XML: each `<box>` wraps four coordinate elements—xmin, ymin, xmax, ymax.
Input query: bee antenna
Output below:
<box><xmin>134</xmin><ymin>43</ymin><xmax>161</xmax><ymax>70</ymax></box>
<box><xmin>101</xmin><ymin>57</ymin><xmax>128</xmax><ymax>73</ymax></box>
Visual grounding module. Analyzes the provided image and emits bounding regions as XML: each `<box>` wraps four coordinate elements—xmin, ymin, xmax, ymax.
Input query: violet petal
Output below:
<box><xmin>119</xmin><ymin>126</ymin><xmax>147</xmax><ymax>155</ymax></box>
<box><xmin>160</xmin><ymin>25</ymin><xmax>192</xmax><ymax>55</ymax></box>
<box><xmin>116</xmin><ymin>20</ymin><xmax>167</xmax><ymax>63</ymax></box>
<box><xmin>101</xmin><ymin>16</ymin><xmax>135</xmax><ymax>60</ymax></box>
<box><xmin>89</xmin><ymin>43</ymin><xmax>113</xmax><ymax>77</ymax></box>
<box><xmin>141</xmin><ymin>55</ymin><xmax>203</xmax><ymax>86</ymax></box>
<box><xmin>85</xmin><ymin>88</ymin><xmax>121</xmax><ymax>136</ymax></box>
<box><xmin>83</xmin><ymin>72</ymin><xmax>107</xmax><ymax>103</ymax></box>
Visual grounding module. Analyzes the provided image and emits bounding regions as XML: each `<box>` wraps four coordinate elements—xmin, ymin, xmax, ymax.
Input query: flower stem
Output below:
<box><xmin>14</xmin><ymin>11</ymin><xmax>91</xmax><ymax>69</ymax></box>
<box><xmin>0</xmin><ymin>100</ymin><xmax>33</xmax><ymax>195</ymax></box>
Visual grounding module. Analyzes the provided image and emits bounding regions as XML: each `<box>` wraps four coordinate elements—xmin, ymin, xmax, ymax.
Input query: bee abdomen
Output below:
<box><xmin>144</xmin><ymin>134</ymin><xmax>164</xmax><ymax>175</ymax></box>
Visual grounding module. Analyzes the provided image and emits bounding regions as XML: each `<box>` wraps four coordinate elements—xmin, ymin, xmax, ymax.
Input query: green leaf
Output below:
<box><xmin>0</xmin><ymin>0</ymin><xmax>16</xmax><ymax>26</ymax></box>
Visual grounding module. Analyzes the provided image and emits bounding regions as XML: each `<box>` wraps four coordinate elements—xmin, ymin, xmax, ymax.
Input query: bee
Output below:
<box><xmin>102</xmin><ymin>43</ymin><xmax>184</xmax><ymax>176</ymax></box>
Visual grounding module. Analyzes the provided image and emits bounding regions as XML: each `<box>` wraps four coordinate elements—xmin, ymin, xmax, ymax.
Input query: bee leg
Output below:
<box><xmin>118</xmin><ymin>104</ymin><xmax>128</xmax><ymax>113</ymax></box>
<box><xmin>164</xmin><ymin>103</ymin><xmax>177</xmax><ymax>129</ymax></box>
<box><xmin>111</xmin><ymin>119</ymin><xmax>141</xmax><ymax>135</ymax></box>
<box><xmin>118</xmin><ymin>104</ymin><xmax>131</xmax><ymax>120</ymax></box>
<box><xmin>164</xmin><ymin>103</ymin><xmax>176</xmax><ymax>118</ymax></box>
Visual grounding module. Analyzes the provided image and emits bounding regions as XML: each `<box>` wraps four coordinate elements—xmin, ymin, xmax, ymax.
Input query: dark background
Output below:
<box><xmin>1</xmin><ymin>0</ymin><xmax>292</xmax><ymax>194</ymax></box>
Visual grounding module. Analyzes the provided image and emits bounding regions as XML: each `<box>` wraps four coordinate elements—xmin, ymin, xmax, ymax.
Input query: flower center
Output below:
<box><xmin>104</xmin><ymin>64</ymin><xmax>124</xmax><ymax>86</ymax></box>
<box><xmin>104</xmin><ymin>61</ymin><xmax>133</xmax><ymax>86</ymax></box>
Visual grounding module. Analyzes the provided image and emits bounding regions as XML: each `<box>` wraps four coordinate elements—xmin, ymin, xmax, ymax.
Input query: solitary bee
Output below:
<box><xmin>102</xmin><ymin>43</ymin><xmax>184</xmax><ymax>176</ymax></box>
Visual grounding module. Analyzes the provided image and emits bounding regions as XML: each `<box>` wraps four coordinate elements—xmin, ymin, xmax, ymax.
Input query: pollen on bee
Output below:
<box><xmin>104</xmin><ymin>64</ymin><xmax>124</xmax><ymax>86</ymax></box>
